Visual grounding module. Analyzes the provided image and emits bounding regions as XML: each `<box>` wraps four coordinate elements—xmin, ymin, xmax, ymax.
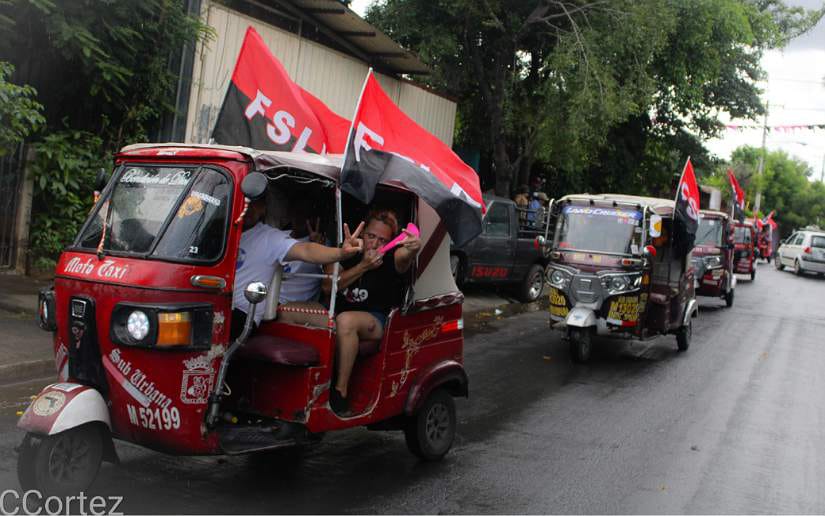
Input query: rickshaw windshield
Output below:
<box><xmin>734</xmin><ymin>226</ymin><xmax>752</xmax><ymax>244</ymax></box>
<box><xmin>555</xmin><ymin>205</ymin><xmax>643</xmax><ymax>255</ymax></box>
<box><xmin>75</xmin><ymin>165</ymin><xmax>231</xmax><ymax>262</ymax></box>
<box><xmin>696</xmin><ymin>217</ymin><xmax>724</xmax><ymax>246</ymax></box>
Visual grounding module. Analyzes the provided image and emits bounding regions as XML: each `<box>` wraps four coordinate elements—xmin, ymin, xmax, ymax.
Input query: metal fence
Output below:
<box><xmin>0</xmin><ymin>144</ymin><xmax>25</xmax><ymax>268</ymax></box>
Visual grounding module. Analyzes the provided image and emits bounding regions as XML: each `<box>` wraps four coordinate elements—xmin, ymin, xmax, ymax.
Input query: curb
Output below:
<box><xmin>0</xmin><ymin>359</ymin><xmax>54</xmax><ymax>386</ymax></box>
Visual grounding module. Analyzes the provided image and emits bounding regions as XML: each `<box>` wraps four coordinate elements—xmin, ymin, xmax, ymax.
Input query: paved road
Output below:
<box><xmin>1</xmin><ymin>262</ymin><xmax>823</xmax><ymax>513</ymax></box>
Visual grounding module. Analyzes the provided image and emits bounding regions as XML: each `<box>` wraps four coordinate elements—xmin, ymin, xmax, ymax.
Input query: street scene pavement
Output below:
<box><xmin>1</xmin><ymin>262</ymin><xmax>823</xmax><ymax>514</ymax></box>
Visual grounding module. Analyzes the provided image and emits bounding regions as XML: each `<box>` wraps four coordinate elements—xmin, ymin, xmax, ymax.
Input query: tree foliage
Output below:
<box><xmin>0</xmin><ymin>0</ymin><xmax>212</xmax><ymax>268</ymax></box>
<box><xmin>367</xmin><ymin>0</ymin><xmax>823</xmax><ymax>198</ymax></box>
<box><xmin>0</xmin><ymin>61</ymin><xmax>44</xmax><ymax>155</ymax></box>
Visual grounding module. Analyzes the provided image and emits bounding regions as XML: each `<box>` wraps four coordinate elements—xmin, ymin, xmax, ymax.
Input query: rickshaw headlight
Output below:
<box><xmin>548</xmin><ymin>269</ymin><xmax>570</xmax><ymax>288</ymax></box>
<box><xmin>126</xmin><ymin>310</ymin><xmax>150</xmax><ymax>341</ymax></box>
<box><xmin>609</xmin><ymin>276</ymin><xmax>628</xmax><ymax>292</ymax></box>
<box><xmin>602</xmin><ymin>273</ymin><xmax>641</xmax><ymax>295</ymax></box>
<box><xmin>703</xmin><ymin>255</ymin><xmax>723</xmax><ymax>269</ymax></box>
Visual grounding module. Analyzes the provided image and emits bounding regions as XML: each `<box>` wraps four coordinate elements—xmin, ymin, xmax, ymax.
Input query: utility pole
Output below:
<box><xmin>753</xmin><ymin>100</ymin><xmax>769</xmax><ymax>216</ymax></box>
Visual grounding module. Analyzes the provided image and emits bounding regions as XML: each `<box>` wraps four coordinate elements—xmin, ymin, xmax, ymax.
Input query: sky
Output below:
<box><xmin>350</xmin><ymin>0</ymin><xmax>825</xmax><ymax>179</ymax></box>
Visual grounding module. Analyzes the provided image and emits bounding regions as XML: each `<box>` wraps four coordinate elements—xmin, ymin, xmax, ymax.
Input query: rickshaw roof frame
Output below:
<box><xmin>699</xmin><ymin>209</ymin><xmax>729</xmax><ymax>220</ymax></box>
<box><xmin>557</xmin><ymin>193</ymin><xmax>675</xmax><ymax>216</ymax></box>
<box><xmin>118</xmin><ymin>142</ymin><xmax>415</xmax><ymax>194</ymax></box>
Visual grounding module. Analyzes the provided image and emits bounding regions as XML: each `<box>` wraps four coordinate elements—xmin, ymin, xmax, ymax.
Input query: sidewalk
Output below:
<box><xmin>0</xmin><ymin>271</ymin><xmax>536</xmax><ymax>385</ymax></box>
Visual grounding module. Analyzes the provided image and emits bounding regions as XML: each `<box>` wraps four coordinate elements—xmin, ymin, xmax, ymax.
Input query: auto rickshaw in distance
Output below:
<box><xmin>17</xmin><ymin>143</ymin><xmax>470</xmax><ymax>496</ymax></box>
<box><xmin>733</xmin><ymin>219</ymin><xmax>757</xmax><ymax>281</ymax></box>
<box><xmin>541</xmin><ymin>194</ymin><xmax>698</xmax><ymax>363</ymax></box>
<box><xmin>693</xmin><ymin>210</ymin><xmax>736</xmax><ymax>307</ymax></box>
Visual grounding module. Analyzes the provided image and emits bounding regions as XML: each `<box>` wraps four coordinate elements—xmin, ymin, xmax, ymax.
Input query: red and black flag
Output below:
<box><xmin>340</xmin><ymin>71</ymin><xmax>483</xmax><ymax>246</ymax></box>
<box><xmin>674</xmin><ymin>157</ymin><xmax>701</xmax><ymax>236</ymax></box>
<box><xmin>727</xmin><ymin>168</ymin><xmax>745</xmax><ymax>222</ymax></box>
<box><xmin>211</xmin><ymin>27</ymin><xmax>349</xmax><ymax>153</ymax></box>
<box><xmin>763</xmin><ymin>210</ymin><xmax>777</xmax><ymax>230</ymax></box>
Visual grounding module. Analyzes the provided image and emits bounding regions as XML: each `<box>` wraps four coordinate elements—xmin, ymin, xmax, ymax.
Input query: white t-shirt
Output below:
<box><xmin>280</xmin><ymin>235</ymin><xmax>323</xmax><ymax>304</ymax></box>
<box><xmin>233</xmin><ymin>222</ymin><xmax>298</xmax><ymax>324</ymax></box>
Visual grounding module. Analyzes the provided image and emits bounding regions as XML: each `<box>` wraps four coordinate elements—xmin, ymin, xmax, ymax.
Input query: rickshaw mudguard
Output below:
<box><xmin>565</xmin><ymin>307</ymin><xmax>597</xmax><ymax>328</ymax></box>
<box><xmin>18</xmin><ymin>383</ymin><xmax>110</xmax><ymax>436</ymax></box>
<box><xmin>683</xmin><ymin>298</ymin><xmax>699</xmax><ymax>326</ymax></box>
<box><xmin>404</xmin><ymin>360</ymin><xmax>468</xmax><ymax>416</ymax></box>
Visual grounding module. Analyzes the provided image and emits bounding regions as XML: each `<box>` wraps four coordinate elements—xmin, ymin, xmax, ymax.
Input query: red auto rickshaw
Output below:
<box><xmin>733</xmin><ymin>220</ymin><xmax>756</xmax><ymax>281</ymax></box>
<box><xmin>18</xmin><ymin>144</ymin><xmax>471</xmax><ymax>496</ymax></box>
<box><xmin>692</xmin><ymin>210</ymin><xmax>735</xmax><ymax>307</ymax></box>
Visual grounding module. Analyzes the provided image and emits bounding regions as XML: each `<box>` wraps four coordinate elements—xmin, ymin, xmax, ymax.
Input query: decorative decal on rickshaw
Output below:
<box><xmin>390</xmin><ymin>316</ymin><xmax>444</xmax><ymax>398</ymax></box>
<box><xmin>63</xmin><ymin>257</ymin><xmax>129</xmax><ymax>280</ymax></box>
<box><xmin>472</xmin><ymin>266</ymin><xmax>508</xmax><ymax>279</ymax></box>
<box><xmin>549</xmin><ymin>287</ymin><xmax>569</xmax><ymax>318</ymax></box>
<box><xmin>102</xmin><ymin>348</ymin><xmax>174</xmax><ymax>410</ymax></box>
<box><xmin>180</xmin><ymin>355</ymin><xmax>215</xmax><ymax>405</ymax></box>
<box><xmin>212</xmin><ymin>311</ymin><xmax>226</xmax><ymax>340</ymax></box>
<box><xmin>177</xmin><ymin>195</ymin><xmax>204</xmax><ymax>218</ymax></box>
<box><xmin>606</xmin><ymin>295</ymin><xmax>642</xmax><ymax>326</ymax></box>
<box><xmin>120</xmin><ymin>167</ymin><xmax>192</xmax><ymax>186</ymax></box>
<box><xmin>31</xmin><ymin>391</ymin><xmax>66</xmax><ymax>417</ymax></box>
<box><xmin>54</xmin><ymin>342</ymin><xmax>69</xmax><ymax>381</ymax></box>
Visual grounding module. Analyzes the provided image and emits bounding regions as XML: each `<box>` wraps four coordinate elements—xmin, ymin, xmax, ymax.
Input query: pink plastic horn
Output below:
<box><xmin>379</xmin><ymin>223</ymin><xmax>420</xmax><ymax>255</ymax></box>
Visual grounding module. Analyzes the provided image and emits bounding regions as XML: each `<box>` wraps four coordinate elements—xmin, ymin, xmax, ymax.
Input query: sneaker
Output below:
<box><xmin>329</xmin><ymin>388</ymin><xmax>351</xmax><ymax>417</ymax></box>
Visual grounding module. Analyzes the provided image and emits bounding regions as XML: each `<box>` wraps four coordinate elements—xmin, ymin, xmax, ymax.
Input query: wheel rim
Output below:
<box><xmin>47</xmin><ymin>432</ymin><xmax>92</xmax><ymax>484</ymax></box>
<box><xmin>528</xmin><ymin>271</ymin><xmax>543</xmax><ymax>300</ymax></box>
<box><xmin>795</xmin><ymin>261</ymin><xmax>800</xmax><ymax>274</ymax></box>
<box><xmin>424</xmin><ymin>402</ymin><xmax>451</xmax><ymax>448</ymax></box>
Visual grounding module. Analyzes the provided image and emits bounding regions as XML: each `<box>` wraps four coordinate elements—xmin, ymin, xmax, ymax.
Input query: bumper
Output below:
<box><xmin>799</xmin><ymin>258</ymin><xmax>825</xmax><ymax>274</ymax></box>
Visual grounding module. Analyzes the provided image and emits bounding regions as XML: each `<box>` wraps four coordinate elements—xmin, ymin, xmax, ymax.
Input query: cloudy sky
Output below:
<box><xmin>351</xmin><ymin>0</ymin><xmax>825</xmax><ymax>179</ymax></box>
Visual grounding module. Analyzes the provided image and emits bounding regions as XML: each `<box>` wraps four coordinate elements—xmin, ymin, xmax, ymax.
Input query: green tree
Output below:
<box><xmin>0</xmin><ymin>61</ymin><xmax>44</xmax><ymax>155</ymax></box>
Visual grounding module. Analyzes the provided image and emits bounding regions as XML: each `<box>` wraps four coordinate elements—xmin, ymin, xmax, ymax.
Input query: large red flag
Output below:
<box><xmin>340</xmin><ymin>71</ymin><xmax>483</xmax><ymax>246</ymax></box>
<box><xmin>674</xmin><ymin>157</ymin><xmax>701</xmax><ymax>236</ymax></box>
<box><xmin>211</xmin><ymin>27</ymin><xmax>349</xmax><ymax>153</ymax></box>
<box><xmin>727</xmin><ymin>168</ymin><xmax>745</xmax><ymax>222</ymax></box>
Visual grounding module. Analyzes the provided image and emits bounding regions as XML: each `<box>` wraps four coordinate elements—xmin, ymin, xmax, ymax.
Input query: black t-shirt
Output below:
<box><xmin>336</xmin><ymin>250</ymin><xmax>405</xmax><ymax>316</ymax></box>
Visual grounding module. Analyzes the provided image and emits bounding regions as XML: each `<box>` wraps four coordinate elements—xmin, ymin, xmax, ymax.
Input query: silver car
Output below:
<box><xmin>775</xmin><ymin>228</ymin><xmax>825</xmax><ymax>276</ymax></box>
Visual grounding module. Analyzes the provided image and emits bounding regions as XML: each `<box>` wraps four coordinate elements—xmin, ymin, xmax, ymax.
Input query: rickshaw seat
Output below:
<box><xmin>239</xmin><ymin>334</ymin><xmax>320</xmax><ymax>367</ymax></box>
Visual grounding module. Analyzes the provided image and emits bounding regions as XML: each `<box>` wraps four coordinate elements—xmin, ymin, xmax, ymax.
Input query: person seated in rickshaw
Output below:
<box><xmin>323</xmin><ymin>208</ymin><xmax>421</xmax><ymax>415</ymax></box>
<box><xmin>275</xmin><ymin>203</ymin><xmax>334</xmax><ymax>328</ymax></box>
<box><xmin>231</xmin><ymin>197</ymin><xmax>364</xmax><ymax>340</ymax></box>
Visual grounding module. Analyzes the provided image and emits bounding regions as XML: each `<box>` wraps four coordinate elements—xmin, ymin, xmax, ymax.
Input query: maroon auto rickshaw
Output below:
<box><xmin>733</xmin><ymin>220</ymin><xmax>757</xmax><ymax>281</ymax></box>
<box><xmin>692</xmin><ymin>210</ymin><xmax>735</xmax><ymax>307</ymax></box>
<box><xmin>18</xmin><ymin>144</ymin><xmax>471</xmax><ymax>495</ymax></box>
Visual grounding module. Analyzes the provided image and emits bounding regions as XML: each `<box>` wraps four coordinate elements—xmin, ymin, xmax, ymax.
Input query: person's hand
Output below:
<box><xmin>399</xmin><ymin>229</ymin><xmax>422</xmax><ymax>255</ymax></box>
<box><xmin>341</xmin><ymin>221</ymin><xmax>364</xmax><ymax>258</ymax></box>
<box><xmin>360</xmin><ymin>248</ymin><xmax>384</xmax><ymax>271</ymax></box>
<box><xmin>306</xmin><ymin>217</ymin><xmax>325</xmax><ymax>244</ymax></box>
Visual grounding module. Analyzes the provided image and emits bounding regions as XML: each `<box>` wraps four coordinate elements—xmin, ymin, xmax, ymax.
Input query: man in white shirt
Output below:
<box><xmin>231</xmin><ymin>198</ymin><xmax>363</xmax><ymax>339</ymax></box>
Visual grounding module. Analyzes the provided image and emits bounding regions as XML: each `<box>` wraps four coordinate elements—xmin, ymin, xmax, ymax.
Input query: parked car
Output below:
<box><xmin>775</xmin><ymin>227</ymin><xmax>825</xmax><ymax>276</ymax></box>
<box><xmin>450</xmin><ymin>195</ymin><xmax>547</xmax><ymax>302</ymax></box>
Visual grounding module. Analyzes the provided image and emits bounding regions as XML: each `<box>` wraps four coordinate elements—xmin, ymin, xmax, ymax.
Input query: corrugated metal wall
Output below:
<box><xmin>185</xmin><ymin>1</ymin><xmax>456</xmax><ymax>147</ymax></box>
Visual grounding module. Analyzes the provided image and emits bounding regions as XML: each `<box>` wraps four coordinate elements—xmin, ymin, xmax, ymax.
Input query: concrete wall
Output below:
<box><xmin>185</xmin><ymin>1</ymin><xmax>456</xmax><ymax>147</ymax></box>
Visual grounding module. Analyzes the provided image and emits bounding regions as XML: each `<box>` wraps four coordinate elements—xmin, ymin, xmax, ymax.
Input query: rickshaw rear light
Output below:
<box><xmin>156</xmin><ymin>312</ymin><xmax>193</xmax><ymax>347</ymax></box>
<box><xmin>440</xmin><ymin>319</ymin><xmax>464</xmax><ymax>334</ymax></box>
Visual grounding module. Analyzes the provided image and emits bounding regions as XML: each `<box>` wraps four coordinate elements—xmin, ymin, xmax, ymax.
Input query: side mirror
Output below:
<box><xmin>244</xmin><ymin>281</ymin><xmax>268</xmax><ymax>304</ymax></box>
<box><xmin>241</xmin><ymin>172</ymin><xmax>268</xmax><ymax>201</ymax></box>
<box><xmin>643</xmin><ymin>245</ymin><xmax>657</xmax><ymax>258</ymax></box>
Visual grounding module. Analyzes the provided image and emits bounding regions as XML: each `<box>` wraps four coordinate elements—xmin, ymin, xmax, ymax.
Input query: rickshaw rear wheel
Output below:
<box><xmin>404</xmin><ymin>389</ymin><xmax>456</xmax><ymax>462</ymax></box>
<box><xmin>676</xmin><ymin>319</ymin><xmax>691</xmax><ymax>352</ymax></box>
<box><xmin>568</xmin><ymin>328</ymin><xmax>592</xmax><ymax>363</ymax></box>
<box><xmin>750</xmin><ymin>269</ymin><xmax>756</xmax><ymax>281</ymax></box>
<box><xmin>725</xmin><ymin>288</ymin><xmax>735</xmax><ymax>307</ymax></box>
<box><xmin>17</xmin><ymin>424</ymin><xmax>103</xmax><ymax>497</ymax></box>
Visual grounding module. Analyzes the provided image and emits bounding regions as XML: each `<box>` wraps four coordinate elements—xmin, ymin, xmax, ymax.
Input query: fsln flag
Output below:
<box><xmin>211</xmin><ymin>27</ymin><xmax>349</xmax><ymax>153</ymax></box>
<box><xmin>340</xmin><ymin>71</ymin><xmax>483</xmax><ymax>246</ymax></box>
<box><xmin>674</xmin><ymin>157</ymin><xmax>701</xmax><ymax>236</ymax></box>
<box><xmin>763</xmin><ymin>210</ymin><xmax>778</xmax><ymax>230</ymax></box>
<box><xmin>727</xmin><ymin>168</ymin><xmax>745</xmax><ymax>222</ymax></box>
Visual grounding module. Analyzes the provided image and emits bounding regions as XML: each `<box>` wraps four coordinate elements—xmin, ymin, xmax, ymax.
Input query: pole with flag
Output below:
<box><xmin>727</xmin><ymin>169</ymin><xmax>745</xmax><ymax>223</ymax></box>
<box><xmin>674</xmin><ymin>157</ymin><xmax>701</xmax><ymax>241</ymax></box>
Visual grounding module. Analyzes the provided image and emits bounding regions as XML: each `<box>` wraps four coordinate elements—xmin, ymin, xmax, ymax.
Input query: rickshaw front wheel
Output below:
<box><xmin>404</xmin><ymin>389</ymin><xmax>456</xmax><ymax>462</ymax></box>
<box><xmin>750</xmin><ymin>269</ymin><xmax>756</xmax><ymax>281</ymax></box>
<box><xmin>676</xmin><ymin>319</ymin><xmax>692</xmax><ymax>352</ymax></box>
<box><xmin>17</xmin><ymin>424</ymin><xmax>104</xmax><ymax>497</ymax></box>
<box><xmin>568</xmin><ymin>328</ymin><xmax>592</xmax><ymax>363</ymax></box>
<box><xmin>725</xmin><ymin>288</ymin><xmax>735</xmax><ymax>308</ymax></box>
